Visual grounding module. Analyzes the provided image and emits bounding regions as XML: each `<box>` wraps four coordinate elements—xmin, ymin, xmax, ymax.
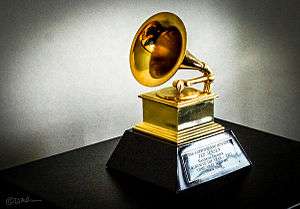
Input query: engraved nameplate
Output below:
<box><xmin>179</xmin><ymin>131</ymin><xmax>251</xmax><ymax>185</ymax></box>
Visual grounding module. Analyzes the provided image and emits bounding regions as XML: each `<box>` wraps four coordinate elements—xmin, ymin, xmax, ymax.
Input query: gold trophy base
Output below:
<box><xmin>134</xmin><ymin>121</ymin><xmax>224</xmax><ymax>144</ymax></box>
<box><xmin>134</xmin><ymin>87</ymin><xmax>224</xmax><ymax>144</ymax></box>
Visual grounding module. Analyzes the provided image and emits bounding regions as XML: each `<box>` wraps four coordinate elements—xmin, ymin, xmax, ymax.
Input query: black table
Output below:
<box><xmin>0</xmin><ymin>119</ymin><xmax>299</xmax><ymax>209</ymax></box>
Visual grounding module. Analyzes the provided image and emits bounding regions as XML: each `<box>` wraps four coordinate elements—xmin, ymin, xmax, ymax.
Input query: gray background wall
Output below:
<box><xmin>0</xmin><ymin>0</ymin><xmax>299</xmax><ymax>170</ymax></box>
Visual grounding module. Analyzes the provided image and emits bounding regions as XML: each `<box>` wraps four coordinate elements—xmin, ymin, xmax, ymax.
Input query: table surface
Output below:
<box><xmin>0</xmin><ymin>119</ymin><xmax>299</xmax><ymax>209</ymax></box>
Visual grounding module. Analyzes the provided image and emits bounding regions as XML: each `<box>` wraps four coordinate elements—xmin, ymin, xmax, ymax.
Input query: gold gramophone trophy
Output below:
<box><xmin>107</xmin><ymin>12</ymin><xmax>251</xmax><ymax>192</ymax></box>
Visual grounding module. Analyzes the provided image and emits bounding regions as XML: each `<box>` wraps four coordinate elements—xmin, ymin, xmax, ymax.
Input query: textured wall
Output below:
<box><xmin>0</xmin><ymin>0</ymin><xmax>299</xmax><ymax>170</ymax></box>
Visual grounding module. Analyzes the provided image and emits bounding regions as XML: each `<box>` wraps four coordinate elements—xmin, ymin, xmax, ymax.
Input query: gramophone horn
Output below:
<box><xmin>129</xmin><ymin>12</ymin><xmax>214</xmax><ymax>100</ymax></box>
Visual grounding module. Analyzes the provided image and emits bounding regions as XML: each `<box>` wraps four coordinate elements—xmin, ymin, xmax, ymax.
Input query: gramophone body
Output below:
<box><xmin>130</xmin><ymin>12</ymin><xmax>224</xmax><ymax>143</ymax></box>
<box><xmin>107</xmin><ymin>12</ymin><xmax>251</xmax><ymax>192</ymax></box>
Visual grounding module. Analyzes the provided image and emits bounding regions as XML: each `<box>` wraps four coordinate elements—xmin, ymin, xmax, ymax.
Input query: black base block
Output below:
<box><xmin>106</xmin><ymin>129</ymin><xmax>251</xmax><ymax>193</ymax></box>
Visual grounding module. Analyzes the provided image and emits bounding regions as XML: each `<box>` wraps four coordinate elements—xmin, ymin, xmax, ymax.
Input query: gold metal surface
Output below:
<box><xmin>130</xmin><ymin>12</ymin><xmax>224</xmax><ymax>144</ymax></box>
<box><xmin>139</xmin><ymin>88</ymin><xmax>217</xmax><ymax>108</ymax></box>
<box><xmin>141</xmin><ymin>94</ymin><xmax>215</xmax><ymax>132</ymax></box>
<box><xmin>134</xmin><ymin>122</ymin><xmax>224</xmax><ymax>144</ymax></box>
<box><xmin>135</xmin><ymin>90</ymin><xmax>224</xmax><ymax>143</ymax></box>
<box><xmin>156</xmin><ymin>87</ymin><xmax>200</xmax><ymax>101</ymax></box>
<box><xmin>129</xmin><ymin>12</ymin><xmax>214</xmax><ymax>98</ymax></box>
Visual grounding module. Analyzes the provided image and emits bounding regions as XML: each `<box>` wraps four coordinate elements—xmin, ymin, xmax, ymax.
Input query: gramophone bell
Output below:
<box><xmin>130</xmin><ymin>12</ymin><xmax>187</xmax><ymax>88</ymax></box>
<box><xmin>130</xmin><ymin>12</ymin><xmax>214</xmax><ymax>101</ymax></box>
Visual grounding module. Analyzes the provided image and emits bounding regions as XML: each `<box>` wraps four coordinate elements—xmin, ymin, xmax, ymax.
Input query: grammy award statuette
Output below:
<box><xmin>107</xmin><ymin>12</ymin><xmax>251</xmax><ymax>192</ymax></box>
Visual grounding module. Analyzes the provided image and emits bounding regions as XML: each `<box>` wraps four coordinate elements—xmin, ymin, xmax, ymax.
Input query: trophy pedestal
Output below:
<box><xmin>134</xmin><ymin>89</ymin><xmax>225</xmax><ymax>144</ymax></box>
<box><xmin>106</xmin><ymin>128</ymin><xmax>251</xmax><ymax>193</ymax></box>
